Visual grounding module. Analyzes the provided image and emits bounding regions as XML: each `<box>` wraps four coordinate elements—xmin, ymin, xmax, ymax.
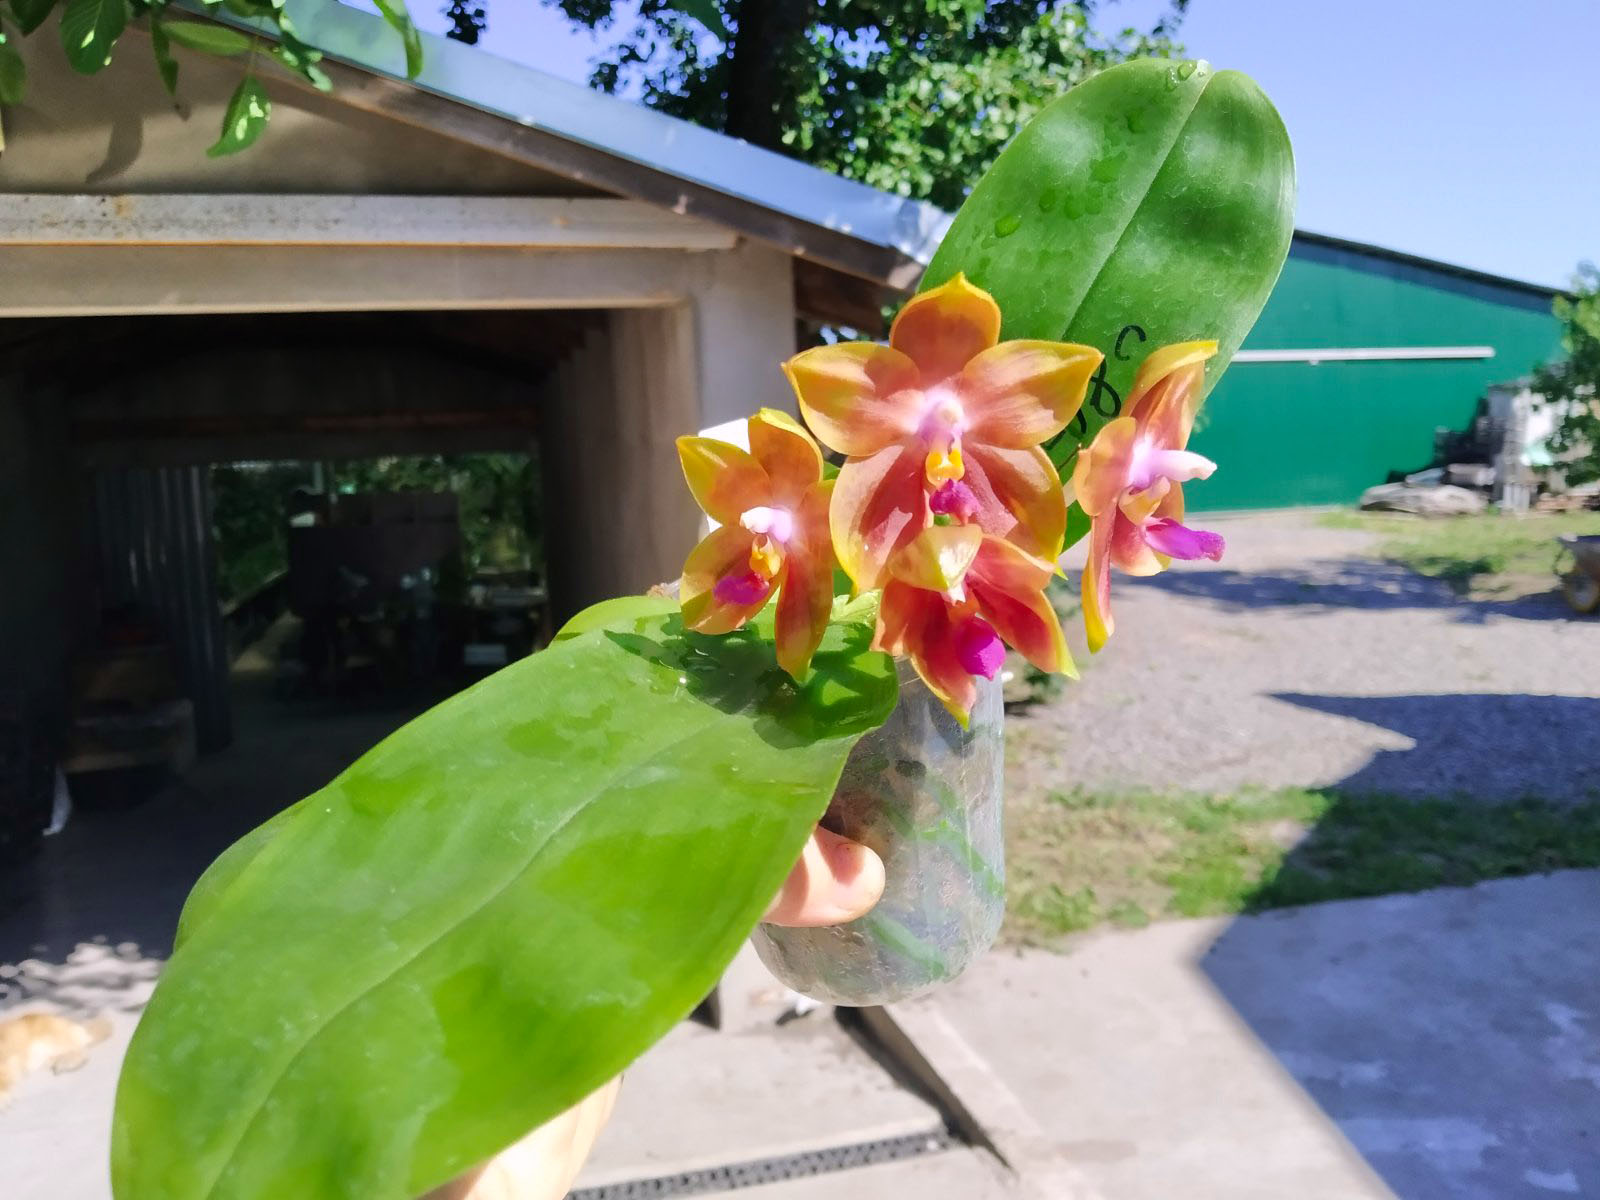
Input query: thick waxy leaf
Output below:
<box><xmin>10</xmin><ymin>0</ymin><xmax>57</xmax><ymax>36</ymax></box>
<box><xmin>161</xmin><ymin>18</ymin><xmax>252</xmax><ymax>55</ymax></box>
<box><xmin>58</xmin><ymin>0</ymin><xmax>126</xmax><ymax>73</ymax></box>
<box><xmin>923</xmin><ymin>58</ymin><xmax>1296</xmax><ymax>484</ymax></box>
<box><xmin>207</xmin><ymin>75</ymin><xmax>270</xmax><ymax>157</ymax></box>
<box><xmin>372</xmin><ymin>0</ymin><xmax>421</xmax><ymax>79</ymax></box>
<box><xmin>113</xmin><ymin>610</ymin><xmax>897</xmax><ymax>1200</ymax></box>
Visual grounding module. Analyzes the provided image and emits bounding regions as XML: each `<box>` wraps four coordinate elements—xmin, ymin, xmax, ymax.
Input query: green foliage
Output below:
<box><xmin>924</xmin><ymin>58</ymin><xmax>1296</xmax><ymax>487</ymax></box>
<box><xmin>0</xmin><ymin>0</ymin><xmax>416</xmax><ymax>153</ymax></box>
<box><xmin>1533</xmin><ymin>262</ymin><xmax>1600</xmax><ymax>487</ymax></box>
<box><xmin>59</xmin><ymin>0</ymin><xmax>127</xmax><ymax>73</ymax></box>
<box><xmin>112</xmin><ymin>607</ymin><xmax>898</xmax><ymax>1200</ymax></box>
<box><xmin>207</xmin><ymin>74</ymin><xmax>270</xmax><ymax>156</ymax></box>
<box><xmin>1007</xmin><ymin>785</ymin><xmax>1600</xmax><ymax>942</ymax></box>
<box><xmin>553</xmin><ymin>0</ymin><xmax>1186</xmax><ymax>210</ymax></box>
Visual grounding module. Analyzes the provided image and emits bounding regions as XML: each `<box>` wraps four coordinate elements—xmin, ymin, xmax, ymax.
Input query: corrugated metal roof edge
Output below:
<box><xmin>218</xmin><ymin>5</ymin><xmax>1562</xmax><ymax>306</ymax></box>
<box><xmin>1293</xmin><ymin>228</ymin><xmax>1562</xmax><ymax>302</ymax></box>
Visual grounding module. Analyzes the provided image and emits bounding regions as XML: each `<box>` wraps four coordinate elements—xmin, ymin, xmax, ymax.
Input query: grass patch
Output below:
<box><xmin>1005</xmin><ymin>785</ymin><xmax>1600</xmax><ymax>944</ymax></box>
<box><xmin>1318</xmin><ymin>510</ymin><xmax>1600</xmax><ymax>595</ymax></box>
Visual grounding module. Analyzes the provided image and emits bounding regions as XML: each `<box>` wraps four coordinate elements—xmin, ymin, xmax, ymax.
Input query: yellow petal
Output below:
<box><xmin>830</xmin><ymin>443</ymin><xmax>930</xmax><ymax>591</ymax></box>
<box><xmin>969</xmin><ymin>537</ymin><xmax>1075</xmax><ymax>679</ymax></box>
<box><xmin>1081</xmin><ymin>516</ymin><xmax>1115</xmax><ymax>654</ymax></box>
<box><xmin>773</xmin><ymin>480</ymin><xmax>836</xmax><ymax>679</ymax></box>
<box><xmin>1128</xmin><ymin>341</ymin><xmax>1217</xmax><ymax>450</ymax></box>
<box><xmin>676</xmin><ymin>436</ymin><xmax>771</xmax><ymax>526</ymax></box>
<box><xmin>962</xmin><ymin>443</ymin><xmax>1067</xmax><ymax>564</ymax></box>
<box><xmin>784</xmin><ymin>343</ymin><xmax>922</xmax><ymax>456</ymax></box>
<box><xmin>958</xmin><ymin>340</ymin><xmax>1102</xmax><ymax>449</ymax></box>
<box><xmin>680</xmin><ymin>524</ymin><xmax>776</xmax><ymax>634</ymax></box>
<box><xmin>890</xmin><ymin>273</ymin><xmax>1001</xmax><ymax>384</ymax></box>
<box><xmin>749</xmin><ymin>408</ymin><xmax>823</xmax><ymax>503</ymax></box>
<box><xmin>1071</xmin><ymin>416</ymin><xmax>1137</xmax><ymax>518</ymax></box>
<box><xmin>887</xmin><ymin>524</ymin><xmax>983</xmax><ymax>592</ymax></box>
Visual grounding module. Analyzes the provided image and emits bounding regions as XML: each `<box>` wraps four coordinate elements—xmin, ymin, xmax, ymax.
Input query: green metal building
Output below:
<box><xmin>1190</xmin><ymin>232</ymin><xmax>1563</xmax><ymax>511</ymax></box>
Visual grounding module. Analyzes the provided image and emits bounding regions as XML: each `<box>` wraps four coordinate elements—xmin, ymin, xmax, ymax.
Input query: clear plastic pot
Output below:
<box><xmin>751</xmin><ymin>660</ymin><xmax>1005</xmax><ymax>1006</ymax></box>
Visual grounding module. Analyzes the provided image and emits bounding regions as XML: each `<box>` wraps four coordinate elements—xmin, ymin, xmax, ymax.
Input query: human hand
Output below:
<box><xmin>428</xmin><ymin>828</ymin><xmax>883</xmax><ymax>1200</ymax></box>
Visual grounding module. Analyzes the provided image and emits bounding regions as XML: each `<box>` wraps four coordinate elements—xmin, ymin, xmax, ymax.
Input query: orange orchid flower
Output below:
<box><xmin>676</xmin><ymin>409</ymin><xmax>836</xmax><ymax>679</ymax></box>
<box><xmin>783</xmin><ymin>274</ymin><xmax>1103</xmax><ymax>592</ymax></box>
<box><xmin>1072</xmin><ymin>341</ymin><xmax>1226</xmax><ymax>653</ymax></box>
<box><xmin>875</xmin><ymin>525</ymin><xmax>1074</xmax><ymax>725</ymax></box>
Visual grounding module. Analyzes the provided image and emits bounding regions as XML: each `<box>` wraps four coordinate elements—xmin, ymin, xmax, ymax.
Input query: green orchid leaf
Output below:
<box><xmin>113</xmin><ymin>610</ymin><xmax>897</xmax><ymax>1200</ymax></box>
<box><xmin>552</xmin><ymin>593</ymin><xmax>678</xmax><ymax>642</ymax></box>
<box><xmin>923</xmin><ymin>57</ymin><xmax>1296</xmax><ymax>501</ymax></box>
<box><xmin>206</xmin><ymin>74</ymin><xmax>270</xmax><ymax>157</ymax></box>
<box><xmin>160</xmin><ymin>18</ymin><xmax>252</xmax><ymax>55</ymax></box>
<box><xmin>0</xmin><ymin>32</ymin><xmax>25</xmax><ymax>103</ymax></box>
<box><xmin>58</xmin><ymin>0</ymin><xmax>127</xmax><ymax>73</ymax></box>
<box><xmin>371</xmin><ymin>0</ymin><xmax>421</xmax><ymax>79</ymax></box>
<box><xmin>9</xmin><ymin>0</ymin><xmax>57</xmax><ymax>36</ymax></box>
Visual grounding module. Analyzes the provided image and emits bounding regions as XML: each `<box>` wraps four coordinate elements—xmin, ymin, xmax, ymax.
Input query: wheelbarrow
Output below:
<box><xmin>1558</xmin><ymin>534</ymin><xmax>1600</xmax><ymax>614</ymax></box>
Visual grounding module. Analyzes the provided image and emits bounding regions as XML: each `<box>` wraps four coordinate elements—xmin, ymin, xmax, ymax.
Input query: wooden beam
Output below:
<box><xmin>793</xmin><ymin>258</ymin><xmax>892</xmax><ymax>334</ymax></box>
<box><xmin>0</xmin><ymin>195</ymin><xmax>739</xmax><ymax>250</ymax></box>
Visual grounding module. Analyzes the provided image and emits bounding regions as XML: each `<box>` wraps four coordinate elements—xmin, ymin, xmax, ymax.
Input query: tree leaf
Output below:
<box><xmin>923</xmin><ymin>58</ymin><xmax>1296</xmax><ymax>485</ymax></box>
<box><xmin>149</xmin><ymin>20</ymin><xmax>178</xmax><ymax>96</ymax></box>
<box><xmin>8</xmin><ymin>0</ymin><xmax>56</xmax><ymax>36</ymax></box>
<box><xmin>371</xmin><ymin>0</ymin><xmax>421</xmax><ymax>79</ymax></box>
<box><xmin>0</xmin><ymin>32</ymin><xmax>25</xmax><ymax>103</ymax></box>
<box><xmin>160</xmin><ymin>18</ymin><xmax>252</xmax><ymax>55</ymax></box>
<box><xmin>58</xmin><ymin>0</ymin><xmax>127</xmax><ymax>73</ymax></box>
<box><xmin>666</xmin><ymin>0</ymin><xmax>727</xmax><ymax>42</ymax></box>
<box><xmin>270</xmin><ymin>27</ymin><xmax>330</xmax><ymax>92</ymax></box>
<box><xmin>206</xmin><ymin>74</ymin><xmax>270</xmax><ymax>157</ymax></box>
<box><xmin>112</xmin><ymin>611</ymin><xmax>897</xmax><ymax>1200</ymax></box>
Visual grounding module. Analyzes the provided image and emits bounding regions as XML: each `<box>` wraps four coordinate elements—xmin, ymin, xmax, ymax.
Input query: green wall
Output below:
<box><xmin>1188</xmin><ymin>237</ymin><xmax>1563</xmax><ymax>510</ymax></box>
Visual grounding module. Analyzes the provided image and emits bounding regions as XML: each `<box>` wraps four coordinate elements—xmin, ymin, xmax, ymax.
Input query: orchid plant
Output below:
<box><xmin>111</xmin><ymin>58</ymin><xmax>1295</xmax><ymax>1200</ymax></box>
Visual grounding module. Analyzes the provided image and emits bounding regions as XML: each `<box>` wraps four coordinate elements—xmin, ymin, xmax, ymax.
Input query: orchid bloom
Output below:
<box><xmin>783</xmin><ymin>274</ymin><xmax>1102</xmax><ymax>592</ymax></box>
<box><xmin>876</xmin><ymin>525</ymin><xmax>1074</xmax><ymax>724</ymax></box>
<box><xmin>677</xmin><ymin>409</ymin><xmax>835</xmax><ymax>679</ymax></box>
<box><xmin>1072</xmin><ymin>341</ymin><xmax>1227</xmax><ymax>653</ymax></box>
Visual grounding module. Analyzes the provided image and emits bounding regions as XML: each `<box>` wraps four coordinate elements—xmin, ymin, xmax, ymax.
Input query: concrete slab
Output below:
<box><xmin>919</xmin><ymin>870</ymin><xmax>1600</xmax><ymax>1200</ymax></box>
<box><xmin>573</xmin><ymin>1001</ymin><xmax>943</xmax><ymax>1188</ymax></box>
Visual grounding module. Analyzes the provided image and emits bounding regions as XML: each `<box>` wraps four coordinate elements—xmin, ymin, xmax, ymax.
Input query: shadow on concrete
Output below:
<box><xmin>0</xmin><ymin>689</ymin><xmax>423</xmax><ymax>970</ymax></box>
<box><xmin>1200</xmin><ymin>694</ymin><xmax>1600</xmax><ymax>1197</ymax></box>
<box><xmin>1125</xmin><ymin>558</ymin><xmax>1577</xmax><ymax>624</ymax></box>
<box><xmin>1272</xmin><ymin>693</ymin><xmax>1600</xmax><ymax>804</ymax></box>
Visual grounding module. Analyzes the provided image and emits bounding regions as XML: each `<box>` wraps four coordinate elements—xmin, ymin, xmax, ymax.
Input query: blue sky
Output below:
<box><xmin>411</xmin><ymin>0</ymin><xmax>1596</xmax><ymax>289</ymax></box>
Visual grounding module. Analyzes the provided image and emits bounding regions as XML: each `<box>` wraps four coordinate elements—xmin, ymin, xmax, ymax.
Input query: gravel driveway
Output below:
<box><xmin>1014</xmin><ymin>510</ymin><xmax>1600</xmax><ymax>805</ymax></box>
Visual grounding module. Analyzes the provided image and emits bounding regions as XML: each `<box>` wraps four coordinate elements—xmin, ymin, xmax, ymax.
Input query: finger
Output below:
<box><xmin>425</xmin><ymin>1076</ymin><xmax>622</xmax><ymax>1200</ymax></box>
<box><xmin>763</xmin><ymin>827</ymin><xmax>885</xmax><ymax>928</ymax></box>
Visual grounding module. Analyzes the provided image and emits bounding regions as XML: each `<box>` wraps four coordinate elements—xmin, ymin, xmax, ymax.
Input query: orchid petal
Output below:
<box><xmin>773</xmin><ymin>480</ymin><xmax>837</xmax><ymax>679</ymax></box>
<box><xmin>1081</xmin><ymin>514</ymin><xmax>1115</xmax><ymax>654</ymax></box>
<box><xmin>889</xmin><ymin>273</ymin><xmax>1001</xmax><ymax>384</ymax></box>
<box><xmin>873</xmin><ymin>578</ymin><xmax>933</xmax><ymax>659</ymax></box>
<box><xmin>676</xmin><ymin>437</ymin><xmax>771</xmax><ymax>526</ymax></box>
<box><xmin>876</xmin><ymin>582</ymin><xmax>977</xmax><ymax>726</ymax></box>
<box><xmin>680</xmin><ymin>525</ymin><xmax>774</xmax><ymax>634</ymax></box>
<box><xmin>1109</xmin><ymin>507</ymin><xmax>1164</xmax><ymax>577</ymax></box>
<box><xmin>1144</xmin><ymin>518</ymin><xmax>1225</xmax><ymax>562</ymax></box>
<box><xmin>748</xmin><ymin>408</ymin><xmax>823</xmax><ymax>503</ymax></box>
<box><xmin>1129</xmin><ymin>340</ymin><xmax>1216</xmax><ymax>450</ymax></box>
<box><xmin>962</xmin><ymin>443</ymin><xmax>1067</xmax><ymax>563</ymax></box>
<box><xmin>784</xmin><ymin>343</ymin><xmax>921</xmax><ymax>456</ymax></box>
<box><xmin>887</xmin><ymin>524</ymin><xmax>983</xmax><ymax>592</ymax></box>
<box><xmin>1071</xmin><ymin>417</ymin><xmax>1137</xmax><ymax>518</ymax></box>
<box><xmin>908</xmin><ymin>617</ymin><xmax>980</xmax><ymax>727</ymax></box>
<box><xmin>968</xmin><ymin>537</ymin><xmax>1074</xmax><ymax>677</ymax></box>
<box><xmin>831</xmin><ymin>442</ymin><xmax>929</xmax><ymax>591</ymax></box>
<box><xmin>958</xmin><ymin>340</ymin><xmax>1102</xmax><ymax>448</ymax></box>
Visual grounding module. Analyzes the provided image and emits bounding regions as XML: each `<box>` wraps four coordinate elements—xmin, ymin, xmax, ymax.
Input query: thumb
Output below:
<box><xmin>763</xmin><ymin>827</ymin><xmax>885</xmax><ymax>928</ymax></box>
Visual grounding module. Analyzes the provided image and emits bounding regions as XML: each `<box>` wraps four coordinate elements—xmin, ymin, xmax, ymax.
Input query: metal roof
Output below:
<box><xmin>220</xmin><ymin>0</ymin><xmax>950</xmax><ymax>288</ymax></box>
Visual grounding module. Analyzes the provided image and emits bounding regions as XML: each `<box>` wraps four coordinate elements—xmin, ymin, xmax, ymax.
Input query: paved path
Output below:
<box><xmin>1031</xmin><ymin>511</ymin><xmax>1600</xmax><ymax>803</ymax></box>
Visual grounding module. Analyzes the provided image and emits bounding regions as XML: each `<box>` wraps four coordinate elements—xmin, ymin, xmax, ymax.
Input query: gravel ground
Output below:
<box><xmin>1010</xmin><ymin>510</ymin><xmax>1600</xmax><ymax>805</ymax></box>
